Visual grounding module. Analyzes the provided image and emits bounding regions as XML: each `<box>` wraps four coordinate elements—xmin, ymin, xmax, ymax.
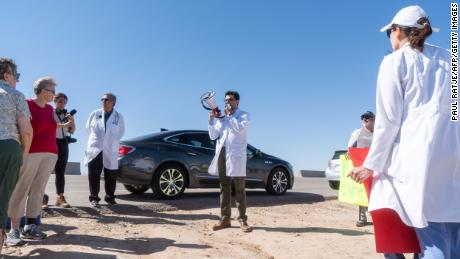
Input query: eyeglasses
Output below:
<box><xmin>7</xmin><ymin>71</ymin><xmax>20</xmax><ymax>82</ymax></box>
<box><xmin>42</xmin><ymin>88</ymin><xmax>55</xmax><ymax>94</ymax></box>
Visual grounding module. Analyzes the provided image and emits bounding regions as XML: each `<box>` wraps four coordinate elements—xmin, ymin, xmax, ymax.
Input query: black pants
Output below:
<box><xmin>55</xmin><ymin>138</ymin><xmax>69</xmax><ymax>194</ymax></box>
<box><xmin>88</xmin><ymin>152</ymin><xmax>117</xmax><ymax>202</ymax></box>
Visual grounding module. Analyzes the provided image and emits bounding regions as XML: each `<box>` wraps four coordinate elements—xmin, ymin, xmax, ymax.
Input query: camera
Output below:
<box><xmin>56</xmin><ymin>109</ymin><xmax>78</xmax><ymax>144</ymax></box>
<box><xmin>66</xmin><ymin>136</ymin><xmax>77</xmax><ymax>144</ymax></box>
<box><xmin>57</xmin><ymin>109</ymin><xmax>77</xmax><ymax>122</ymax></box>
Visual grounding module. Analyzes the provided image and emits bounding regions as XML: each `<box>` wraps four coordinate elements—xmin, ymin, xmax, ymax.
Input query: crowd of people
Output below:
<box><xmin>0</xmin><ymin>4</ymin><xmax>458</xmax><ymax>259</ymax></box>
<box><xmin>0</xmin><ymin>57</ymin><xmax>126</xmax><ymax>256</ymax></box>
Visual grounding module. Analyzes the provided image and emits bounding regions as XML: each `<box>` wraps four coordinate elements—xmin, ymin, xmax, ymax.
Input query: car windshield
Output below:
<box><xmin>332</xmin><ymin>150</ymin><xmax>347</xmax><ymax>159</ymax></box>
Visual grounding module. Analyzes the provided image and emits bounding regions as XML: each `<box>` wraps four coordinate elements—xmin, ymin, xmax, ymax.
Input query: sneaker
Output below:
<box><xmin>21</xmin><ymin>224</ymin><xmax>47</xmax><ymax>240</ymax></box>
<box><xmin>104</xmin><ymin>196</ymin><xmax>117</xmax><ymax>205</ymax></box>
<box><xmin>5</xmin><ymin>229</ymin><xmax>25</xmax><ymax>246</ymax></box>
<box><xmin>356</xmin><ymin>220</ymin><xmax>366</xmax><ymax>227</ymax></box>
<box><xmin>90</xmin><ymin>200</ymin><xmax>100</xmax><ymax>208</ymax></box>
<box><xmin>56</xmin><ymin>195</ymin><xmax>71</xmax><ymax>208</ymax></box>
<box><xmin>212</xmin><ymin>219</ymin><xmax>231</xmax><ymax>231</ymax></box>
<box><xmin>106</xmin><ymin>199</ymin><xmax>117</xmax><ymax>205</ymax></box>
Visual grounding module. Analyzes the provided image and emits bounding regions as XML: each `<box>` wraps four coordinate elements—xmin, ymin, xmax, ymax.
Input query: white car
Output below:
<box><xmin>325</xmin><ymin>150</ymin><xmax>347</xmax><ymax>190</ymax></box>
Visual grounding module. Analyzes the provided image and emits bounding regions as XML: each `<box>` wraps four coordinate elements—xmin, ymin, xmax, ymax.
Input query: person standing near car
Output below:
<box><xmin>347</xmin><ymin>111</ymin><xmax>375</xmax><ymax>227</ymax></box>
<box><xmin>208</xmin><ymin>90</ymin><xmax>252</xmax><ymax>232</ymax></box>
<box><xmin>84</xmin><ymin>93</ymin><xmax>125</xmax><ymax>208</ymax></box>
<box><xmin>53</xmin><ymin>93</ymin><xmax>76</xmax><ymax>208</ymax></box>
<box><xmin>350</xmin><ymin>5</ymin><xmax>460</xmax><ymax>258</ymax></box>
<box><xmin>0</xmin><ymin>58</ymin><xmax>33</xmax><ymax>255</ymax></box>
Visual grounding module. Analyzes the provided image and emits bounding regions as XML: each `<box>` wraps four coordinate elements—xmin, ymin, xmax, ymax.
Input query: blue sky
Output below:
<box><xmin>2</xmin><ymin>0</ymin><xmax>451</xmax><ymax>172</ymax></box>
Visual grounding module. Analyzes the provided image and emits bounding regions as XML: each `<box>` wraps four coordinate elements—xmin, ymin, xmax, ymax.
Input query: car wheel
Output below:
<box><xmin>123</xmin><ymin>184</ymin><xmax>149</xmax><ymax>194</ymax></box>
<box><xmin>328</xmin><ymin>180</ymin><xmax>340</xmax><ymax>190</ymax></box>
<box><xmin>265</xmin><ymin>167</ymin><xmax>289</xmax><ymax>195</ymax></box>
<box><xmin>152</xmin><ymin>164</ymin><xmax>187</xmax><ymax>199</ymax></box>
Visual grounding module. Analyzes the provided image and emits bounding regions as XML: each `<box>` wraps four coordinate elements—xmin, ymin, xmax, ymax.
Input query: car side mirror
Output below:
<box><xmin>255</xmin><ymin>149</ymin><xmax>261</xmax><ymax>157</ymax></box>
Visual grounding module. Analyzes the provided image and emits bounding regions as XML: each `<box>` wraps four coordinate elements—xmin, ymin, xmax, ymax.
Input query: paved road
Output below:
<box><xmin>45</xmin><ymin>175</ymin><xmax>338</xmax><ymax>208</ymax></box>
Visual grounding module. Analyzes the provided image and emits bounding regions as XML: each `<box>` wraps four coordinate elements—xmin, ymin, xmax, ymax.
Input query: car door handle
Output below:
<box><xmin>186</xmin><ymin>152</ymin><xmax>197</xmax><ymax>156</ymax></box>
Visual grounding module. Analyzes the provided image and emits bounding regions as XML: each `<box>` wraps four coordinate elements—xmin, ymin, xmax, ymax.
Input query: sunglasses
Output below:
<box><xmin>225</xmin><ymin>98</ymin><xmax>235</xmax><ymax>102</ymax></box>
<box><xmin>7</xmin><ymin>71</ymin><xmax>20</xmax><ymax>82</ymax></box>
<box><xmin>386</xmin><ymin>28</ymin><xmax>393</xmax><ymax>38</ymax></box>
<box><xmin>42</xmin><ymin>88</ymin><xmax>55</xmax><ymax>94</ymax></box>
<box><xmin>101</xmin><ymin>98</ymin><xmax>112</xmax><ymax>102</ymax></box>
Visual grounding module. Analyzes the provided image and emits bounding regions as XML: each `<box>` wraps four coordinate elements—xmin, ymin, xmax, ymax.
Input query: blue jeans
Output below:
<box><xmin>415</xmin><ymin>222</ymin><xmax>460</xmax><ymax>259</ymax></box>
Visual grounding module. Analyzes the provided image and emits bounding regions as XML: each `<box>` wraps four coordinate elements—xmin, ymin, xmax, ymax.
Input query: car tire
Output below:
<box><xmin>328</xmin><ymin>180</ymin><xmax>340</xmax><ymax>190</ymax></box>
<box><xmin>123</xmin><ymin>184</ymin><xmax>150</xmax><ymax>194</ymax></box>
<box><xmin>265</xmin><ymin>167</ymin><xmax>289</xmax><ymax>195</ymax></box>
<box><xmin>152</xmin><ymin>164</ymin><xmax>187</xmax><ymax>199</ymax></box>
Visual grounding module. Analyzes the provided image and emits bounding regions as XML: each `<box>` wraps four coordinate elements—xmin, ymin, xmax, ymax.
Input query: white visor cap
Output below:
<box><xmin>380</xmin><ymin>5</ymin><xmax>440</xmax><ymax>33</ymax></box>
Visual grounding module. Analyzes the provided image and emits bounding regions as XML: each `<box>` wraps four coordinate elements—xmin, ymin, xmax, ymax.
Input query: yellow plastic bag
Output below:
<box><xmin>338</xmin><ymin>154</ymin><xmax>368</xmax><ymax>206</ymax></box>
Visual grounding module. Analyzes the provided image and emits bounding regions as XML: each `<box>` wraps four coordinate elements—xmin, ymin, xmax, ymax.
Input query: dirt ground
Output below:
<box><xmin>1</xmin><ymin>189</ymin><xmax>389</xmax><ymax>259</ymax></box>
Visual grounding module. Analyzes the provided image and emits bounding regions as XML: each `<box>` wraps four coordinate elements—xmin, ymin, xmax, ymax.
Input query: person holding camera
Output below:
<box><xmin>52</xmin><ymin>93</ymin><xmax>76</xmax><ymax>208</ymax></box>
<box><xmin>84</xmin><ymin>93</ymin><xmax>125</xmax><ymax>208</ymax></box>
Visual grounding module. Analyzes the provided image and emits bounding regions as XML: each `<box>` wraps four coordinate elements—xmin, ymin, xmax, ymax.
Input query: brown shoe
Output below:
<box><xmin>212</xmin><ymin>219</ymin><xmax>231</xmax><ymax>231</ymax></box>
<box><xmin>56</xmin><ymin>195</ymin><xmax>71</xmax><ymax>208</ymax></box>
<box><xmin>239</xmin><ymin>221</ymin><xmax>252</xmax><ymax>232</ymax></box>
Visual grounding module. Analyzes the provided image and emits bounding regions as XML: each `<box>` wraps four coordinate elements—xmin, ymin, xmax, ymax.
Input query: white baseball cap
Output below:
<box><xmin>380</xmin><ymin>5</ymin><xmax>440</xmax><ymax>32</ymax></box>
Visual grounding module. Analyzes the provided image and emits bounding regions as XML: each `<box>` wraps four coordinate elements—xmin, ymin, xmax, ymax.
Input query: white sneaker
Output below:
<box><xmin>5</xmin><ymin>229</ymin><xmax>25</xmax><ymax>246</ymax></box>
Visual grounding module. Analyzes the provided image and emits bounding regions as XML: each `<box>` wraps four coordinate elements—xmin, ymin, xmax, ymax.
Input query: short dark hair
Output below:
<box><xmin>54</xmin><ymin>93</ymin><xmax>68</xmax><ymax>102</ymax></box>
<box><xmin>0</xmin><ymin>58</ymin><xmax>17</xmax><ymax>80</ymax></box>
<box><xmin>225</xmin><ymin>91</ymin><xmax>240</xmax><ymax>101</ymax></box>
<box><xmin>361</xmin><ymin>111</ymin><xmax>375</xmax><ymax>120</ymax></box>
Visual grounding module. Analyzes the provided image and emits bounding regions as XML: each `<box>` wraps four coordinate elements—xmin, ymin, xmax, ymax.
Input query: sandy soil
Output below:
<box><xmin>1</xmin><ymin>191</ymin><xmax>389</xmax><ymax>259</ymax></box>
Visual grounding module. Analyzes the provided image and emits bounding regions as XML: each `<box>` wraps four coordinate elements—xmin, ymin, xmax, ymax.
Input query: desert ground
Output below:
<box><xmin>2</xmin><ymin>176</ymin><xmax>388</xmax><ymax>259</ymax></box>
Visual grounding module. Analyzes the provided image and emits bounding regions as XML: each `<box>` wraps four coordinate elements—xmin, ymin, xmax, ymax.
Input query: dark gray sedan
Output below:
<box><xmin>117</xmin><ymin>130</ymin><xmax>294</xmax><ymax>199</ymax></box>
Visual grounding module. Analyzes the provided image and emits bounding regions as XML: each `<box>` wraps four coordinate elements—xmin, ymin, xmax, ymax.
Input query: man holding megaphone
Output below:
<box><xmin>207</xmin><ymin>90</ymin><xmax>252</xmax><ymax>233</ymax></box>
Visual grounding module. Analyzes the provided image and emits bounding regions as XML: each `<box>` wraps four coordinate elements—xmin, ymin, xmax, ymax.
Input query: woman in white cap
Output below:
<box><xmin>350</xmin><ymin>5</ymin><xmax>459</xmax><ymax>259</ymax></box>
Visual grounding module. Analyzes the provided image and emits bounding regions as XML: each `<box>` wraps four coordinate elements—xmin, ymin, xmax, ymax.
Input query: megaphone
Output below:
<box><xmin>200</xmin><ymin>91</ymin><xmax>224</xmax><ymax>118</ymax></box>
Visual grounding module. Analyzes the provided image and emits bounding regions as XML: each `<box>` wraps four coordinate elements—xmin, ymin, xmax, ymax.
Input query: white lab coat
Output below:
<box><xmin>84</xmin><ymin>108</ymin><xmax>125</xmax><ymax>170</ymax></box>
<box><xmin>363</xmin><ymin>43</ymin><xmax>460</xmax><ymax>228</ymax></box>
<box><xmin>208</xmin><ymin>108</ymin><xmax>249</xmax><ymax>177</ymax></box>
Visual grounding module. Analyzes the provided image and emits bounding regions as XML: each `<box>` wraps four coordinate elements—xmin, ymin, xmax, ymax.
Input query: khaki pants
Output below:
<box><xmin>8</xmin><ymin>153</ymin><xmax>57</xmax><ymax>218</ymax></box>
<box><xmin>218</xmin><ymin>148</ymin><xmax>247</xmax><ymax>222</ymax></box>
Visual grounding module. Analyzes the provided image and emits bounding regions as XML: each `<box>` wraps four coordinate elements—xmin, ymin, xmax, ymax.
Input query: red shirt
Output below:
<box><xmin>27</xmin><ymin>99</ymin><xmax>58</xmax><ymax>154</ymax></box>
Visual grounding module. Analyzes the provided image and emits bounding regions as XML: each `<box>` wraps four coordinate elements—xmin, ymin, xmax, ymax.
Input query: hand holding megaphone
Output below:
<box><xmin>201</xmin><ymin>91</ymin><xmax>225</xmax><ymax>118</ymax></box>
